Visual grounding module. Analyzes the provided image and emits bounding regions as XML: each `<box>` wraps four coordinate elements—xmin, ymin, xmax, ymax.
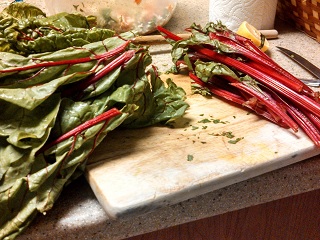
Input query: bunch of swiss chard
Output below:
<box><xmin>157</xmin><ymin>22</ymin><xmax>320</xmax><ymax>146</ymax></box>
<box><xmin>0</xmin><ymin>19</ymin><xmax>188</xmax><ymax>240</ymax></box>
<box><xmin>0</xmin><ymin>2</ymin><xmax>115</xmax><ymax>55</ymax></box>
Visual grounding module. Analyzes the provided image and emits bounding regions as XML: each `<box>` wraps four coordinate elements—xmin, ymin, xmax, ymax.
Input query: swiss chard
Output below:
<box><xmin>0</xmin><ymin>2</ymin><xmax>114</xmax><ymax>55</ymax></box>
<box><xmin>157</xmin><ymin>22</ymin><xmax>320</xmax><ymax>146</ymax></box>
<box><xmin>0</xmin><ymin>20</ymin><xmax>188</xmax><ymax>240</ymax></box>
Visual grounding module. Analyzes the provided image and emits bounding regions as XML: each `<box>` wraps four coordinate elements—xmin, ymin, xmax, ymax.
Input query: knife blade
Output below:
<box><xmin>300</xmin><ymin>78</ymin><xmax>320</xmax><ymax>87</ymax></box>
<box><xmin>277</xmin><ymin>46</ymin><xmax>320</xmax><ymax>79</ymax></box>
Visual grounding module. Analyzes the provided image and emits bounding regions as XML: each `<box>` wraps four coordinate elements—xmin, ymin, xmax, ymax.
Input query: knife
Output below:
<box><xmin>277</xmin><ymin>46</ymin><xmax>320</xmax><ymax>79</ymax></box>
<box><xmin>300</xmin><ymin>78</ymin><xmax>320</xmax><ymax>87</ymax></box>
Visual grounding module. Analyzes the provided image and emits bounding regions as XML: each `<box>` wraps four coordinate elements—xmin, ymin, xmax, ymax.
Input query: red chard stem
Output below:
<box><xmin>37</xmin><ymin>108</ymin><xmax>121</xmax><ymax>154</ymax></box>
<box><xmin>63</xmin><ymin>50</ymin><xmax>136</xmax><ymax>99</ymax></box>
<box><xmin>0</xmin><ymin>41</ymin><xmax>130</xmax><ymax>73</ymax></box>
<box><xmin>157</xmin><ymin>24</ymin><xmax>320</xmax><ymax>146</ymax></box>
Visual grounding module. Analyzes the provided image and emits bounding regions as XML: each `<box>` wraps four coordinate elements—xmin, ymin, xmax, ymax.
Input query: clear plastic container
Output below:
<box><xmin>44</xmin><ymin>0</ymin><xmax>177</xmax><ymax>34</ymax></box>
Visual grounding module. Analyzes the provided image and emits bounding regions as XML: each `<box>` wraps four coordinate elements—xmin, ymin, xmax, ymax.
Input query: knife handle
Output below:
<box><xmin>260</xmin><ymin>29</ymin><xmax>278</xmax><ymax>39</ymax></box>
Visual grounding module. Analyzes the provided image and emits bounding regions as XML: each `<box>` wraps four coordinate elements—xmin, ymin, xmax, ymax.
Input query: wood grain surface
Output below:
<box><xmin>126</xmin><ymin>189</ymin><xmax>320</xmax><ymax>240</ymax></box>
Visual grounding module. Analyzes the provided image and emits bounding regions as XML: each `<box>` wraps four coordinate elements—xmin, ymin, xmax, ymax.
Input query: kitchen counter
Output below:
<box><xmin>18</xmin><ymin>156</ymin><xmax>320</xmax><ymax>240</ymax></box>
<box><xmin>3</xmin><ymin>1</ymin><xmax>320</xmax><ymax>239</ymax></box>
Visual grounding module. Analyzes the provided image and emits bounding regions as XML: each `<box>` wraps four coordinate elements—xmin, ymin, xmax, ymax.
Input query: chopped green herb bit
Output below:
<box><xmin>222</xmin><ymin>131</ymin><xmax>235</xmax><ymax>138</ymax></box>
<box><xmin>198</xmin><ymin>118</ymin><xmax>211</xmax><ymax>123</ymax></box>
<box><xmin>191</xmin><ymin>126</ymin><xmax>199</xmax><ymax>130</ymax></box>
<box><xmin>228</xmin><ymin>137</ymin><xmax>244</xmax><ymax>144</ymax></box>
<box><xmin>187</xmin><ymin>154</ymin><xmax>194</xmax><ymax>161</ymax></box>
<box><xmin>211</xmin><ymin>119</ymin><xmax>229</xmax><ymax>124</ymax></box>
<box><xmin>209</xmin><ymin>131</ymin><xmax>234</xmax><ymax>138</ymax></box>
<box><xmin>208</xmin><ymin>133</ymin><xmax>219</xmax><ymax>136</ymax></box>
<box><xmin>202</xmin><ymin>126</ymin><xmax>208</xmax><ymax>129</ymax></box>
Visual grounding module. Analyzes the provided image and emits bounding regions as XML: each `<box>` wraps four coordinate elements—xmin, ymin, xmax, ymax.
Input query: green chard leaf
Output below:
<box><xmin>0</xmin><ymin>5</ymin><xmax>188</xmax><ymax>238</ymax></box>
<box><xmin>0</xmin><ymin>3</ymin><xmax>114</xmax><ymax>55</ymax></box>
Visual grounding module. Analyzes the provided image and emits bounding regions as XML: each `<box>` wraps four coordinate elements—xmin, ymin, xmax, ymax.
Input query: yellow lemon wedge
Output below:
<box><xmin>237</xmin><ymin>21</ymin><xmax>269</xmax><ymax>52</ymax></box>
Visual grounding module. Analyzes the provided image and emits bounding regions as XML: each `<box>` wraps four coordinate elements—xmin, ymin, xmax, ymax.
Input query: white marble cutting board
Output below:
<box><xmin>86</xmin><ymin>73</ymin><xmax>320</xmax><ymax>219</ymax></box>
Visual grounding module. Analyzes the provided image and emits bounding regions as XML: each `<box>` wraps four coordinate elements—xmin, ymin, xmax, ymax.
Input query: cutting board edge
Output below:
<box><xmin>86</xmin><ymin>146</ymin><xmax>320</xmax><ymax>219</ymax></box>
